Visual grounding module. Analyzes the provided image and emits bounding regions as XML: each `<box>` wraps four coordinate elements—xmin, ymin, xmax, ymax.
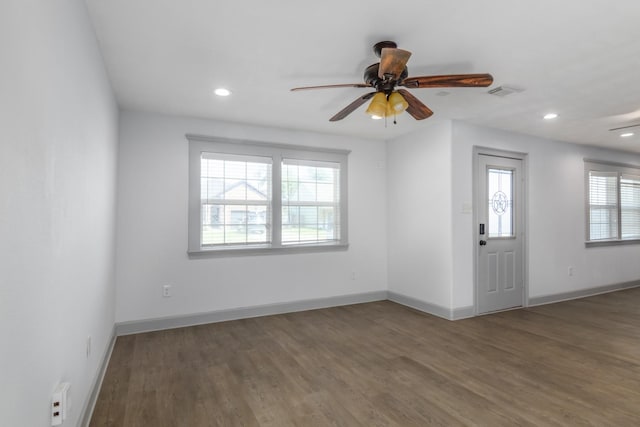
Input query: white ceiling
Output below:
<box><xmin>86</xmin><ymin>0</ymin><xmax>640</xmax><ymax>153</ymax></box>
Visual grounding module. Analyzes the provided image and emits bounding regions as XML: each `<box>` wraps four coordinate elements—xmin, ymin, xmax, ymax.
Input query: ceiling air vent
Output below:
<box><xmin>488</xmin><ymin>85</ymin><xmax>524</xmax><ymax>97</ymax></box>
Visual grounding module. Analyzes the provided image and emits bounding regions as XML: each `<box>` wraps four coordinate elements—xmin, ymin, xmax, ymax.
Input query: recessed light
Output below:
<box><xmin>214</xmin><ymin>88</ymin><xmax>231</xmax><ymax>97</ymax></box>
<box><xmin>620</xmin><ymin>132</ymin><xmax>634</xmax><ymax>138</ymax></box>
<box><xmin>543</xmin><ymin>113</ymin><xmax>558</xmax><ymax>120</ymax></box>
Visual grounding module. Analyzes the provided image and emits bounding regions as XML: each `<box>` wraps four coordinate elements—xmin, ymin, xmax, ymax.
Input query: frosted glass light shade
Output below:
<box><xmin>365</xmin><ymin>92</ymin><xmax>388</xmax><ymax>117</ymax></box>
<box><xmin>388</xmin><ymin>92</ymin><xmax>408</xmax><ymax>114</ymax></box>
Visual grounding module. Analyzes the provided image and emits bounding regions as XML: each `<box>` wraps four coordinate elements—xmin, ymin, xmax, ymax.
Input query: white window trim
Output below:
<box><xmin>187</xmin><ymin>134</ymin><xmax>350</xmax><ymax>256</ymax></box>
<box><xmin>584</xmin><ymin>159</ymin><xmax>640</xmax><ymax>247</ymax></box>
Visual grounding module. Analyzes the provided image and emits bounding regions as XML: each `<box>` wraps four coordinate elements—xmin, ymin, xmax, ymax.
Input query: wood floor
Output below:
<box><xmin>91</xmin><ymin>288</ymin><xmax>640</xmax><ymax>426</ymax></box>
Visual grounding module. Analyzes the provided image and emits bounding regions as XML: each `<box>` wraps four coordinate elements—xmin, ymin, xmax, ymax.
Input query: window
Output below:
<box><xmin>188</xmin><ymin>135</ymin><xmax>349</xmax><ymax>255</ymax></box>
<box><xmin>487</xmin><ymin>167</ymin><xmax>514</xmax><ymax>238</ymax></box>
<box><xmin>200</xmin><ymin>153</ymin><xmax>272</xmax><ymax>246</ymax></box>
<box><xmin>282</xmin><ymin>159</ymin><xmax>340</xmax><ymax>245</ymax></box>
<box><xmin>585</xmin><ymin>160</ymin><xmax>640</xmax><ymax>244</ymax></box>
<box><xmin>621</xmin><ymin>174</ymin><xmax>640</xmax><ymax>239</ymax></box>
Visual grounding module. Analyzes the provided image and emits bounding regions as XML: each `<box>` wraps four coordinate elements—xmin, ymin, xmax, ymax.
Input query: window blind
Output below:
<box><xmin>588</xmin><ymin>171</ymin><xmax>618</xmax><ymax>241</ymax></box>
<box><xmin>621</xmin><ymin>174</ymin><xmax>640</xmax><ymax>239</ymax></box>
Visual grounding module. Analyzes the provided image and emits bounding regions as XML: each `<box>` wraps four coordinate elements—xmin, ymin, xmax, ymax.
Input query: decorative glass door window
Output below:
<box><xmin>487</xmin><ymin>168</ymin><xmax>514</xmax><ymax>238</ymax></box>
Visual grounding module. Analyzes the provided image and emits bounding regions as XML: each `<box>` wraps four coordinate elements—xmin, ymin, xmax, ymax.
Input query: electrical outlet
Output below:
<box><xmin>52</xmin><ymin>402</ymin><xmax>61</xmax><ymax>426</ymax></box>
<box><xmin>51</xmin><ymin>382</ymin><xmax>70</xmax><ymax>426</ymax></box>
<box><xmin>163</xmin><ymin>285</ymin><xmax>172</xmax><ymax>297</ymax></box>
<box><xmin>568</xmin><ymin>266</ymin><xmax>574</xmax><ymax>276</ymax></box>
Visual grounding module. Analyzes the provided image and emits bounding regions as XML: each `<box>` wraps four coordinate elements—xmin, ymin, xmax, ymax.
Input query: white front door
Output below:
<box><xmin>476</xmin><ymin>153</ymin><xmax>525</xmax><ymax>314</ymax></box>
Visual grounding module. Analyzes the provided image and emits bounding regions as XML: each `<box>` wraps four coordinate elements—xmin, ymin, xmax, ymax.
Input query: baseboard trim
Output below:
<box><xmin>115</xmin><ymin>291</ymin><xmax>388</xmax><ymax>336</ymax></box>
<box><xmin>528</xmin><ymin>280</ymin><xmax>640</xmax><ymax>306</ymax></box>
<box><xmin>387</xmin><ymin>291</ymin><xmax>453</xmax><ymax>320</ymax></box>
<box><xmin>114</xmin><ymin>280</ymin><xmax>640</xmax><ymax>337</ymax></box>
<box><xmin>80</xmin><ymin>326</ymin><xmax>117</xmax><ymax>427</ymax></box>
<box><xmin>451</xmin><ymin>305</ymin><xmax>475</xmax><ymax>320</ymax></box>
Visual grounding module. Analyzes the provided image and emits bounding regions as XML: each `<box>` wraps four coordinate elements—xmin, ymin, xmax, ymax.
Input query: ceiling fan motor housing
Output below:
<box><xmin>364</xmin><ymin>63</ymin><xmax>408</xmax><ymax>93</ymax></box>
<box><xmin>373</xmin><ymin>41</ymin><xmax>398</xmax><ymax>58</ymax></box>
<box><xmin>364</xmin><ymin>63</ymin><xmax>380</xmax><ymax>86</ymax></box>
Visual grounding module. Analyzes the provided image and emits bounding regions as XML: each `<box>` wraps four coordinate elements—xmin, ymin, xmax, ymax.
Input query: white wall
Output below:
<box><xmin>387</xmin><ymin>121</ymin><xmax>454</xmax><ymax>309</ymax></box>
<box><xmin>115</xmin><ymin>110</ymin><xmax>387</xmax><ymax>323</ymax></box>
<box><xmin>451</xmin><ymin>121</ymin><xmax>640</xmax><ymax>307</ymax></box>
<box><xmin>0</xmin><ymin>1</ymin><xmax>118</xmax><ymax>426</ymax></box>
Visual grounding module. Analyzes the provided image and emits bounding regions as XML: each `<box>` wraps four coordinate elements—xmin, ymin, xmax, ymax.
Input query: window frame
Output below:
<box><xmin>187</xmin><ymin>134</ymin><xmax>349</xmax><ymax>256</ymax></box>
<box><xmin>584</xmin><ymin>159</ymin><xmax>640</xmax><ymax>247</ymax></box>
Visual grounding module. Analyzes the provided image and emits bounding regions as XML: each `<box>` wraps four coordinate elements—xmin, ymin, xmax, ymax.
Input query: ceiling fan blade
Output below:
<box><xmin>401</xmin><ymin>73</ymin><xmax>494</xmax><ymax>89</ymax></box>
<box><xmin>378</xmin><ymin>48</ymin><xmax>412</xmax><ymax>80</ymax></box>
<box><xmin>291</xmin><ymin>83</ymin><xmax>370</xmax><ymax>91</ymax></box>
<box><xmin>329</xmin><ymin>92</ymin><xmax>376</xmax><ymax>122</ymax></box>
<box><xmin>397</xmin><ymin>89</ymin><xmax>433</xmax><ymax>120</ymax></box>
<box><xmin>609</xmin><ymin>123</ymin><xmax>640</xmax><ymax>131</ymax></box>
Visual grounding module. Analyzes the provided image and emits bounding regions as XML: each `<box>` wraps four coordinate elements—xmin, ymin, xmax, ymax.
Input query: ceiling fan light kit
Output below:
<box><xmin>365</xmin><ymin>92</ymin><xmax>388</xmax><ymax>118</ymax></box>
<box><xmin>387</xmin><ymin>92</ymin><xmax>409</xmax><ymax>114</ymax></box>
<box><xmin>291</xmin><ymin>41</ymin><xmax>494</xmax><ymax>124</ymax></box>
<box><xmin>364</xmin><ymin>91</ymin><xmax>409</xmax><ymax>117</ymax></box>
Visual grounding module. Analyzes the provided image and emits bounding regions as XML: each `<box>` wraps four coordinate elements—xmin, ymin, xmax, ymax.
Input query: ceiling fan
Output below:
<box><xmin>291</xmin><ymin>41</ymin><xmax>494</xmax><ymax>122</ymax></box>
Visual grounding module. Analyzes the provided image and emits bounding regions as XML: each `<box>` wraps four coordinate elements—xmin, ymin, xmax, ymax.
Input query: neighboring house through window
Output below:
<box><xmin>188</xmin><ymin>135</ymin><xmax>349</xmax><ymax>255</ymax></box>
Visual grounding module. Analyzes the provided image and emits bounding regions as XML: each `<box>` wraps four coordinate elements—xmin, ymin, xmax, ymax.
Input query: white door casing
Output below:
<box><xmin>476</xmin><ymin>153</ymin><xmax>525</xmax><ymax>314</ymax></box>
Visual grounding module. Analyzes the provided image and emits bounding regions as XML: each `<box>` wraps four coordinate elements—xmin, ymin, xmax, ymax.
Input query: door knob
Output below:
<box><xmin>479</xmin><ymin>240</ymin><xmax>487</xmax><ymax>246</ymax></box>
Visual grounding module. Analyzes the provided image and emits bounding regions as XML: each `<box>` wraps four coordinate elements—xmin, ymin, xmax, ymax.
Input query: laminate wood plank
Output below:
<box><xmin>442</xmin><ymin>321</ymin><xmax>639</xmax><ymax>424</ymax></box>
<box><xmin>201</xmin><ymin>363</ymin><xmax>260</xmax><ymax>427</ymax></box>
<box><xmin>226</xmin><ymin>350</ymin><xmax>299</xmax><ymax>427</ymax></box>
<box><xmin>89</xmin><ymin>336</ymin><xmax>135</xmax><ymax>427</ymax></box>
<box><xmin>91</xmin><ymin>287</ymin><xmax>640</xmax><ymax>426</ymax></box>
<box><xmin>290</xmin><ymin>390</ymin><xmax>362</xmax><ymax>427</ymax></box>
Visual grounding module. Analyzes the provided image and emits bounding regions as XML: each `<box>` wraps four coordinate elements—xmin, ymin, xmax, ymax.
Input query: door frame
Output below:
<box><xmin>472</xmin><ymin>146</ymin><xmax>529</xmax><ymax>315</ymax></box>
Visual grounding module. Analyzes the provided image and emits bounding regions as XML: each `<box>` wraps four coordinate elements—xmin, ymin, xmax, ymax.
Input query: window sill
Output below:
<box><xmin>585</xmin><ymin>239</ymin><xmax>640</xmax><ymax>248</ymax></box>
<box><xmin>188</xmin><ymin>242</ymin><xmax>349</xmax><ymax>258</ymax></box>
